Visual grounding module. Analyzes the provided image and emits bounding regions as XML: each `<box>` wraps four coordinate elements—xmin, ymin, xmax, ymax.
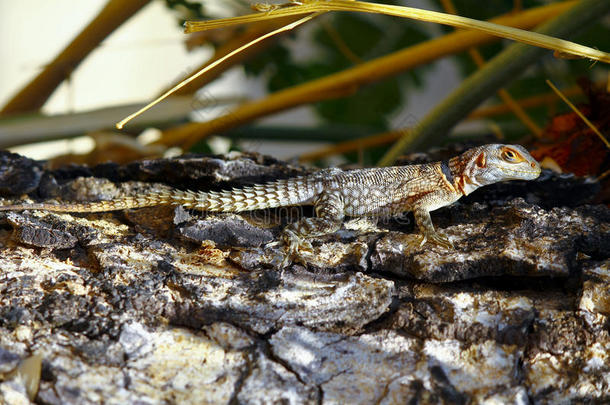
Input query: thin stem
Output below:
<box><xmin>185</xmin><ymin>0</ymin><xmax>610</xmax><ymax>63</ymax></box>
<box><xmin>546</xmin><ymin>80</ymin><xmax>610</xmax><ymax>149</ymax></box>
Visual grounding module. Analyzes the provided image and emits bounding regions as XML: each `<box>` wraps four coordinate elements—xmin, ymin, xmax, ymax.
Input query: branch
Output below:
<box><xmin>157</xmin><ymin>2</ymin><xmax>576</xmax><ymax>148</ymax></box>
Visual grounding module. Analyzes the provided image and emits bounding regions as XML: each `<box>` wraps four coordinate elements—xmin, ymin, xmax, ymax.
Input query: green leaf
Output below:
<box><xmin>314</xmin><ymin>13</ymin><xmax>384</xmax><ymax>62</ymax></box>
<box><xmin>316</xmin><ymin>78</ymin><xmax>402</xmax><ymax>127</ymax></box>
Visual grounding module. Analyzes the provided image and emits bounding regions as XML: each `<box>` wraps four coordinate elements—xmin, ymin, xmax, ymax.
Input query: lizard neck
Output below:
<box><xmin>446</xmin><ymin>155</ymin><xmax>483</xmax><ymax>196</ymax></box>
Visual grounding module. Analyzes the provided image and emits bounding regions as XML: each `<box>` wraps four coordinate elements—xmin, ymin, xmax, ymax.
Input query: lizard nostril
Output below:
<box><xmin>531</xmin><ymin>162</ymin><xmax>536</xmax><ymax>168</ymax></box>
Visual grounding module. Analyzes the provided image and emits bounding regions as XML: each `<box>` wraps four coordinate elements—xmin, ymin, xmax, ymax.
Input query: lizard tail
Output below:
<box><xmin>0</xmin><ymin>177</ymin><xmax>317</xmax><ymax>213</ymax></box>
<box><xmin>0</xmin><ymin>192</ymin><xmax>176</xmax><ymax>212</ymax></box>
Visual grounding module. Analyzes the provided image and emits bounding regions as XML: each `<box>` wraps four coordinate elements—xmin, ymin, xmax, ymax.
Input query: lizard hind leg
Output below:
<box><xmin>278</xmin><ymin>191</ymin><xmax>345</xmax><ymax>267</ymax></box>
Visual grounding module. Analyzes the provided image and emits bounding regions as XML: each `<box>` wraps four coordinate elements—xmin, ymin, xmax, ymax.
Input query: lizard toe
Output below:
<box><xmin>266</xmin><ymin>240</ymin><xmax>281</xmax><ymax>248</ymax></box>
<box><xmin>429</xmin><ymin>232</ymin><xmax>454</xmax><ymax>249</ymax></box>
<box><xmin>407</xmin><ymin>234</ymin><xmax>427</xmax><ymax>250</ymax></box>
<box><xmin>410</xmin><ymin>232</ymin><xmax>453</xmax><ymax>250</ymax></box>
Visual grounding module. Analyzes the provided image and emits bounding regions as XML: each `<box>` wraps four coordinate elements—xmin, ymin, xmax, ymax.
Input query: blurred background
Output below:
<box><xmin>0</xmin><ymin>0</ymin><xmax>608</xmax><ymax>173</ymax></box>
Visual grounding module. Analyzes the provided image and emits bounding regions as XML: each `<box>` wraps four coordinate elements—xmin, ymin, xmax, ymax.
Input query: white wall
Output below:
<box><xmin>0</xmin><ymin>0</ymin><xmax>213</xmax><ymax>114</ymax></box>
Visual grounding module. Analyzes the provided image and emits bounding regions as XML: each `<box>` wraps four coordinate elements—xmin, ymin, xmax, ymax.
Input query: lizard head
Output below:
<box><xmin>462</xmin><ymin>144</ymin><xmax>541</xmax><ymax>187</ymax></box>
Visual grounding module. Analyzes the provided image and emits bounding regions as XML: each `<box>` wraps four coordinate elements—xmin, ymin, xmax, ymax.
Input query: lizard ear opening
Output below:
<box><xmin>475</xmin><ymin>152</ymin><xmax>486</xmax><ymax>168</ymax></box>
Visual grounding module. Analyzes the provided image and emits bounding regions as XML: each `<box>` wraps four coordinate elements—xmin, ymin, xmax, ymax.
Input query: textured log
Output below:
<box><xmin>0</xmin><ymin>150</ymin><xmax>608</xmax><ymax>404</ymax></box>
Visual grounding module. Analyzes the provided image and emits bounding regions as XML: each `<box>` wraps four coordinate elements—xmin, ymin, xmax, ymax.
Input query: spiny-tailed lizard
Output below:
<box><xmin>0</xmin><ymin>144</ymin><xmax>540</xmax><ymax>263</ymax></box>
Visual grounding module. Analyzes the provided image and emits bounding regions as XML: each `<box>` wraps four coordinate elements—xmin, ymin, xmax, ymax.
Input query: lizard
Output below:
<box><xmin>0</xmin><ymin>144</ymin><xmax>541</xmax><ymax>264</ymax></box>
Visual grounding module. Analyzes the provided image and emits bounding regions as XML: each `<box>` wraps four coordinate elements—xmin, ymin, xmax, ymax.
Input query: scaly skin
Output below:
<box><xmin>0</xmin><ymin>144</ymin><xmax>541</xmax><ymax>264</ymax></box>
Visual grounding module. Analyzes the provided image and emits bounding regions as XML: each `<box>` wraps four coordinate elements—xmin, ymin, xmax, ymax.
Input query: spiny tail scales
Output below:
<box><xmin>199</xmin><ymin>178</ymin><xmax>315</xmax><ymax>211</ymax></box>
<box><xmin>0</xmin><ymin>177</ymin><xmax>317</xmax><ymax>213</ymax></box>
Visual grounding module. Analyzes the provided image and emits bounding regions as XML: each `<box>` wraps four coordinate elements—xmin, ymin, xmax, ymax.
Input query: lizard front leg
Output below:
<box><xmin>279</xmin><ymin>191</ymin><xmax>344</xmax><ymax>266</ymax></box>
<box><xmin>413</xmin><ymin>206</ymin><xmax>454</xmax><ymax>249</ymax></box>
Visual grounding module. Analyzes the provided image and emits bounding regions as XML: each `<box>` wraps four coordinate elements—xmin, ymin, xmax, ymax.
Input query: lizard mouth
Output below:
<box><xmin>497</xmin><ymin>165</ymin><xmax>541</xmax><ymax>178</ymax></box>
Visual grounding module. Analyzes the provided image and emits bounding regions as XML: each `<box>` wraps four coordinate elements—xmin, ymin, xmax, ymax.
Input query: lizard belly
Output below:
<box><xmin>342</xmin><ymin>187</ymin><xmax>394</xmax><ymax>217</ymax></box>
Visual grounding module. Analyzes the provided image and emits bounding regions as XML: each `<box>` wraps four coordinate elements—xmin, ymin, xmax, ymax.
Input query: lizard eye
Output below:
<box><xmin>501</xmin><ymin>148</ymin><xmax>520</xmax><ymax>162</ymax></box>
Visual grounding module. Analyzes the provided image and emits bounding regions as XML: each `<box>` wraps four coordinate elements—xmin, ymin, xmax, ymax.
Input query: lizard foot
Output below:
<box><xmin>426</xmin><ymin>231</ymin><xmax>454</xmax><ymax>249</ymax></box>
<box><xmin>278</xmin><ymin>229</ymin><xmax>315</xmax><ymax>268</ymax></box>
<box><xmin>411</xmin><ymin>231</ymin><xmax>454</xmax><ymax>250</ymax></box>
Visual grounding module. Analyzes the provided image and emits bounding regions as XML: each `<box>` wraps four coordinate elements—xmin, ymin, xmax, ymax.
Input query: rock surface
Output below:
<box><xmin>0</xmin><ymin>150</ymin><xmax>608</xmax><ymax>404</ymax></box>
